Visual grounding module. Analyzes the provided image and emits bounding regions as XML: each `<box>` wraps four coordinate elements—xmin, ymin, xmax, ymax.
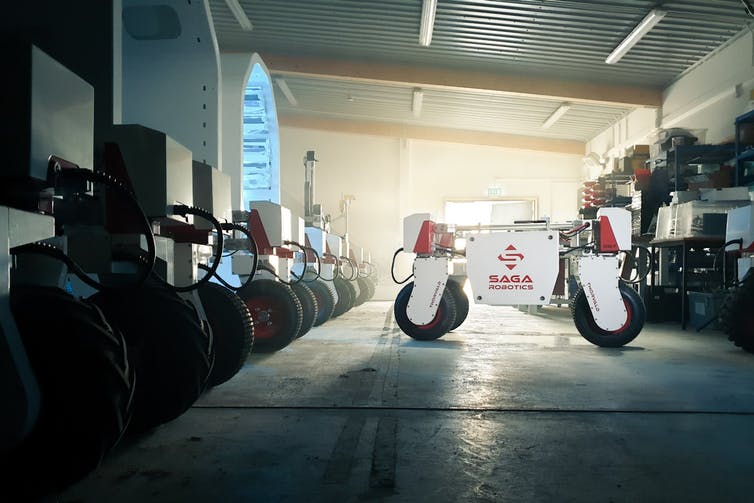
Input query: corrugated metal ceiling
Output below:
<box><xmin>209</xmin><ymin>0</ymin><xmax>751</xmax><ymax>145</ymax></box>
<box><xmin>272</xmin><ymin>76</ymin><xmax>632</xmax><ymax>142</ymax></box>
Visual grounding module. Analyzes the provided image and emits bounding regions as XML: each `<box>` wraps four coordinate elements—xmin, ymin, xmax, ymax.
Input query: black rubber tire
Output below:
<box><xmin>332</xmin><ymin>276</ymin><xmax>355</xmax><ymax>318</ymax></box>
<box><xmin>292</xmin><ymin>282</ymin><xmax>318</xmax><ymax>338</ymax></box>
<box><xmin>307</xmin><ymin>279</ymin><xmax>335</xmax><ymax>326</ymax></box>
<box><xmin>394</xmin><ymin>281</ymin><xmax>457</xmax><ymax>341</ymax></box>
<box><xmin>2</xmin><ymin>286</ymin><xmax>134</xmax><ymax>498</ymax></box>
<box><xmin>89</xmin><ymin>280</ymin><xmax>212</xmax><ymax>433</ymax></box>
<box><xmin>198</xmin><ymin>283</ymin><xmax>254</xmax><ymax>386</ymax></box>
<box><xmin>571</xmin><ymin>282</ymin><xmax>646</xmax><ymax>347</ymax></box>
<box><xmin>445</xmin><ymin>279</ymin><xmax>469</xmax><ymax>331</ymax></box>
<box><xmin>354</xmin><ymin>277</ymin><xmax>372</xmax><ymax>306</ymax></box>
<box><xmin>367</xmin><ymin>277</ymin><xmax>377</xmax><ymax>300</ymax></box>
<box><xmin>236</xmin><ymin>279</ymin><xmax>303</xmax><ymax>352</ymax></box>
<box><xmin>720</xmin><ymin>276</ymin><xmax>754</xmax><ymax>353</ymax></box>
<box><xmin>345</xmin><ymin>279</ymin><xmax>358</xmax><ymax>307</ymax></box>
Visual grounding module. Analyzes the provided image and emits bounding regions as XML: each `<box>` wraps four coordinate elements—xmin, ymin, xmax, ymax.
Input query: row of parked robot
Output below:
<box><xmin>0</xmin><ymin>45</ymin><xmax>376</xmax><ymax>499</ymax></box>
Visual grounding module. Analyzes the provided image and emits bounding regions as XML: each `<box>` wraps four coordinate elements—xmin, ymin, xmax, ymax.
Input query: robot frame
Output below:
<box><xmin>393</xmin><ymin>207</ymin><xmax>647</xmax><ymax>348</ymax></box>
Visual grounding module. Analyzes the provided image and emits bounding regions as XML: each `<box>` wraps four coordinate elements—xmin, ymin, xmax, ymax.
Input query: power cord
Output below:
<box><xmin>12</xmin><ymin>160</ymin><xmax>157</xmax><ymax>291</ymax></box>
<box><xmin>391</xmin><ymin>248</ymin><xmax>414</xmax><ymax>284</ymax></box>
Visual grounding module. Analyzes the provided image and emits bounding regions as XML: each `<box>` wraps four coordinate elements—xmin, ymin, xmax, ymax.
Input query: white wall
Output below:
<box><xmin>406</xmin><ymin>140</ymin><xmax>582</xmax><ymax>222</ymax></box>
<box><xmin>279</xmin><ymin>128</ymin><xmax>401</xmax><ymax>300</ymax></box>
<box><xmin>662</xmin><ymin>30</ymin><xmax>754</xmax><ymax>142</ymax></box>
<box><xmin>119</xmin><ymin>0</ymin><xmax>221</xmax><ymax>168</ymax></box>
<box><xmin>279</xmin><ymin>127</ymin><xmax>582</xmax><ymax>299</ymax></box>
<box><xmin>585</xmin><ymin>107</ymin><xmax>659</xmax><ymax>163</ymax></box>
<box><xmin>586</xmin><ymin>29</ymin><xmax>754</xmax><ymax>167</ymax></box>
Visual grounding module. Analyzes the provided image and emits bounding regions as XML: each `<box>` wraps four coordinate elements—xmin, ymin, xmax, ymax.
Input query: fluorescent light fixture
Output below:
<box><xmin>225</xmin><ymin>0</ymin><xmax>253</xmax><ymax>31</ymax></box>
<box><xmin>605</xmin><ymin>9</ymin><xmax>666</xmax><ymax>64</ymax></box>
<box><xmin>274</xmin><ymin>78</ymin><xmax>297</xmax><ymax>106</ymax></box>
<box><xmin>542</xmin><ymin>102</ymin><xmax>571</xmax><ymax>129</ymax></box>
<box><xmin>419</xmin><ymin>0</ymin><xmax>437</xmax><ymax>46</ymax></box>
<box><xmin>412</xmin><ymin>88</ymin><xmax>424</xmax><ymax>117</ymax></box>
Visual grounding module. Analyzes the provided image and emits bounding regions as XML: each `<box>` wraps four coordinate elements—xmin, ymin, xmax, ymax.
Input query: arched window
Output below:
<box><xmin>242</xmin><ymin>63</ymin><xmax>279</xmax><ymax>206</ymax></box>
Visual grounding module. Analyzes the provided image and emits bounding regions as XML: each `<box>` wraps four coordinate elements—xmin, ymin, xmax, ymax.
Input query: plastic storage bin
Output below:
<box><xmin>675</xmin><ymin>201</ymin><xmax>747</xmax><ymax>238</ymax></box>
<box><xmin>655</xmin><ymin>201</ymin><xmax>749</xmax><ymax>239</ymax></box>
<box><xmin>655</xmin><ymin>205</ymin><xmax>678</xmax><ymax>240</ymax></box>
<box><xmin>687</xmin><ymin>291</ymin><xmax>724</xmax><ymax>330</ymax></box>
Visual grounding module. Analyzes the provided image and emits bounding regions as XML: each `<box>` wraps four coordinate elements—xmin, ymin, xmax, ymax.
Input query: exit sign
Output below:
<box><xmin>487</xmin><ymin>186</ymin><xmax>502</xmax><ymax>197</ymax></box>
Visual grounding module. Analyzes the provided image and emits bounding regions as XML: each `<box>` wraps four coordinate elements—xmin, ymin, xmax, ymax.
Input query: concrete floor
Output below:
<box><xmin>60</xmin><ymin>300</ymin><xmax>754</xmax><ymax>502</ymax></box>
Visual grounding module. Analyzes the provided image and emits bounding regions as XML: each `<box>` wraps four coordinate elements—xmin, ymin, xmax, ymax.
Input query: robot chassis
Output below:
<box><xmin>394</xmin><ymin>208</ymin><xmax>647</xmax><ymax>348</ymax></box>
<box><xmin>719</xmin><ymin>205</ymin><xmax>754</xmax><ymax>352</ymax></box>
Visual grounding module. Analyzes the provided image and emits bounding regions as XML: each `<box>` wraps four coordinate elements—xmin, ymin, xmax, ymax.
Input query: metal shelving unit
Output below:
<box><xmin>655</xmin><ymin>144</ymin><xmax>736</xmax><ymax>192</ymax></box>
<box><xmin>735</xmin><ymin>109</ymin><xmax>754</xmax><ymax>186</ymax></box>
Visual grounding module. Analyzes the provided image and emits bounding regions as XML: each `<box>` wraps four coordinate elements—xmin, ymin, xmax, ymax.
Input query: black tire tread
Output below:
<box><xmin>355</xmin><ymin>277</ymin><xmax>372</xmax><ymax>305</ymax></box>
<box><xmin>394</xmin><ymin>281</ymin><xmax>457</xmax><ymax>341</ymax></box>
<box><xmin>198</xmin><ymin>282</ymin><xmax>254</xmax><ymax>386</ymax></box>
<box><xmin>307</xmin><ymin>279</ymin><xmax>335</xmax><ymax>326</ymax></box>
<box><xmin>332</xmin><ymin>277</ymin><xmax>355</xmax><ymax>318</ymax></box>
<box><xmin>236</xmin><ymin>279</ymin><xmax>303</xmax><ymax>352</ymax></box>
<box><xmin>720</xmin><ymin>276</ymin><xmax>754</xmax><ymax>352</ymax></box>
<box><xmin>292</xmin><ymin>282</ymin><xmax>318</xmax><ymax>338</ymax></box>
<box><xmin>571</xmin><ymin>283</ymin><xmax>645</xmax><ymax>347</ymax></box>
<box><xmin>3</xmin><ymin>286</ymin><xmax>134</xmax><ymax>497</ymax></box>
<box><xmin>89</xmin><ymin>280</ymin><xmax>212</xmax><ymax>433</ymax></box>
<box><xmin>446</xmin><ymin>279</ymin><xmax>469</xmax><ymax>331</ymax></box>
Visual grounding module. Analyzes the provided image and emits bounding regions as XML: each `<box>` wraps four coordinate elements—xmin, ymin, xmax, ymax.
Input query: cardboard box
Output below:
<box><xmin>687</xmin><ymin>168</ymin><xmax>732</xmax><ymax>190</ymax></box>
<box><xmin>619</xmin><ymin>156</ymin><xmax>649</xmax><ymax>175</ymax></box>
<box><xmin>615</xmin><ymin>183</ymin><xmax>633</xmax><ymax>198</ymax></box>
<box><xmin>627</xmin><ymin>144</ymin><xmax>650</xmax><ymax>157</ymax></box>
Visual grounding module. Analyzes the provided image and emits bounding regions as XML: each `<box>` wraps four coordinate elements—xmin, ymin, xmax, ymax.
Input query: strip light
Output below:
<box><xmin>605</xmin><ymin>9</ymin><xmax>666</xmax><ymax>64</ymax></box>
<box><xmin>542</xmin><ymin>103</ymin><xmax>571</xmax><ymax>129</ymax></box>
<box><xmin>412</xmin><ymin>88</ymin><xmax>424</xmax><ymax>117</ymax></box>
<box><xmin>225</xmin><ymin>0</ymin><xmax>253</xmax><ymax>31</ymax></box>
<box><xmin>419</xmin><ymin>0</ymin><xmax>437</xmax><ymax>46</ymax></box>
<box><xmin>275</xmin><ymin>78</ymin><xmax>298</xmax><ymax>106</ymax></box>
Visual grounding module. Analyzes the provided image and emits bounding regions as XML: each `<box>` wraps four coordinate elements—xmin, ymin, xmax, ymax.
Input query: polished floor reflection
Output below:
<box><xmin>62</xmin><ymin>301</ymin><xmax>754</xmax><ymax>502</ymax></box>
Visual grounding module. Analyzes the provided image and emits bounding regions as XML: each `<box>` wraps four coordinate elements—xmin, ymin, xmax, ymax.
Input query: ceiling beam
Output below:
<box><xmin>263</xmin><ymin>53</ymin><xmax>661</xmax><ymax>107</ymax></box>
<box><xmin>279</xmin><ymin>114</ymin><xmax>585</xmax><ymax>155</ymax></box>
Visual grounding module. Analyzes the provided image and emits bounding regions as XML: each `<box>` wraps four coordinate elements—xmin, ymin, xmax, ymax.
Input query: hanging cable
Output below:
<box><xmin>289</xmin><ymin>243</ymin><xmax>321</xmax><ymax>282</ymax></box>
<box><xmin>305</xmin><ymin>245</ymin><xmax>322</xmax><ymax>282</ymax></box>
<box><xmin>19</xmin><ymin>161</ymin><xmax>158</xmax><ymax>291</ymax></box>
<box><xmin>617</xmin><ymin>245</ymin><xmax>653</xmax><ymax>284</ymax></box>
<box><xmin>319</xmin><ymin>252</ymin><xmax>339</xmax><ymax>281</ymax></box>
<box><xmin>560</xmin><ymin>222</ymin><xmax>591</xmax><ymax>238</ymax></box>
<box><xmin>348</xmin><ymin>257</ymin><xmax>359</xmax><ymax>280</ymax></box>
<box><xmin>197</xmin><ymin>222</ymin><xmax>259</xmax><ymax>291</ymax></box>
<box><xmin>255</xmin><ymin>262</ymin><xmax>303</xmax><ymax>286</ymax></box>
<box><xmin>713</xmin><ymin>238</ymin><xmax>743</xmax><ymax>287</ymax></box>
<box><xmin>284</xmin><ymin>240</ymin><xmax>312</xmax><ymax>283</ymax></box>
<box><xmin>249</xmin><ymin>241</ymin><xmax>306</xmax><ymax>287</ymax></box>
<box><xmin>359</xmin><ymin>261</ymin><xmax>374</xmax><ymax>278</ymax></box>
<box><xmin>198</xmin><ymin>263</ymin><xmax>236</xmax><ymax>290</ymax></box>
<box><xmin>11</xmin><ymin>242</ymin><xmax>114</xmax><ymax>292</ymax></box>
<box><xmin>559</xmin><ymin>242</ymin><xmax>595</xmax><ymax>257</ymax></box>
<box><xmin>150</xmin><ymin>205</ymin><xmax>224</xmax><ymax>292</ymax></box>
<box><xmin>339</xmin><ymin>256</ymin><xmax>358</xmax><ymax>281</ymax></box>
<box><xmin>52</xmin><ymin>161</ymin><xmax>157</xmax><ymax>276</ymax></box>
<box><xmin>391</xmin><ymin>247</ymin><xmax>414</xmax><ymax>284</ymax></box>
<box><xmin>223</xmin><ymin>222</ymin><xmax>258</xmax><ymax>286</ymax></box>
